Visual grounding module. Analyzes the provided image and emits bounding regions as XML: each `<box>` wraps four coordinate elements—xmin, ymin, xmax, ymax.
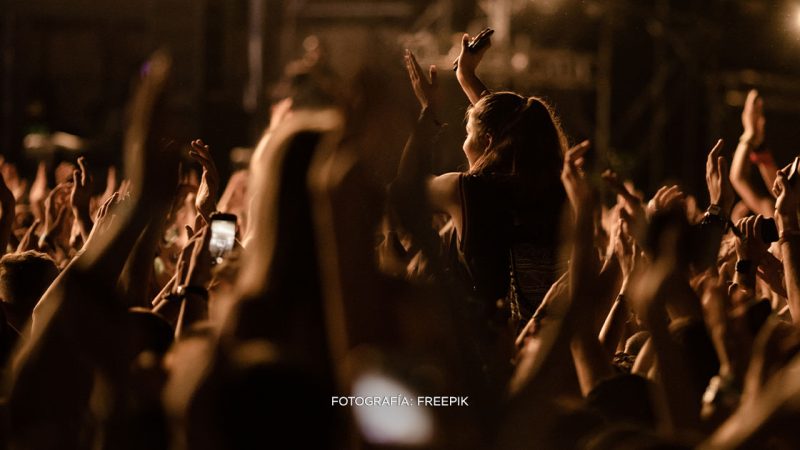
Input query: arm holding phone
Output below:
<box><xmin>454</xmin><ymin>29</ymin><xmax>492</xmax><ymax>105</ymax></box>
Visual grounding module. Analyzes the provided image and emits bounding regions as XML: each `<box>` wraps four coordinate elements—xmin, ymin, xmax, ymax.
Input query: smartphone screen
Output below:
<box><xmin>209</xmin><ymin>215</ymin><xmax>236</xmax><ymax>264</ymax></box>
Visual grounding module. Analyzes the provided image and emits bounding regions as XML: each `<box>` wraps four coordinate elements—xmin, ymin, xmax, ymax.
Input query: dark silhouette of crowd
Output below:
<box><xmin>0</xmin><ymin>30</ymin><xmax>799</xmax><ymax>450</ymax></box>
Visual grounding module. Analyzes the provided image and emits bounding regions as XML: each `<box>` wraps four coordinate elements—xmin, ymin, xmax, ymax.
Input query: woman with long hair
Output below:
<box><xmin>393</xmin><ymin>33</ymin><xmax>571</xmax><ymax>336</ymax></box>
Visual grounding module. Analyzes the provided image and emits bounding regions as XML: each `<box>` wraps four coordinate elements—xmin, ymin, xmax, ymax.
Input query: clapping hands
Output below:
<box><xmin>404</xmin><ymin>49</ymin><xmax>438</xmax><ymax>112</ymax></box>
<box><xmin>741</xmin><ymin>89</ymin><xmax>765</xmax><ymax>147</ymax></box>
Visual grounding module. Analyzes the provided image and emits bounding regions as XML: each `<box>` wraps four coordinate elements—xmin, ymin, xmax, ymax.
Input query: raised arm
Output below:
<box><xmin>773</xmin><ymin>161</ymin><xmax>800</xmax><ymax>323</ymax></box>
<box><xmin>599</xmin><ymin>217</ymin><xmax>637</xmax><ymax>356</ymax></box>
<box><xmin>69</xmin><ymin>156</ymin><xmax>94</xmax><ymax>243</ymax></box>
<box><xmin>8</xmin><ymin>49</ymin><xmax>176</xmax><ymax>450</ymax></box>
<box><xmin>730</xmin><ymin>90</ymin><xmax>775</xmax><ymax>217</ymax></box>
<box><xmin>454</xmin><ymin>31</ymin><xmax>491</xmax><ymax>105</ymax></box>
<box><xmin>189</xmin><ymin>139</ymin><xmax>219</xmax><ymax>223</ymax></box>
<box><xmin>393</xmin><ymin>48</ymin><xmax>441</xmax><ymax>189</ymax></box>
<box><xmin>389</xmin><ymin>50</ymin><xmax>454</xmax><ymax>250</ymax></box>
<box><xmin>562</xmin><ymin>143</ymin><xmax>615</xmax><ymax>395</ymax></box>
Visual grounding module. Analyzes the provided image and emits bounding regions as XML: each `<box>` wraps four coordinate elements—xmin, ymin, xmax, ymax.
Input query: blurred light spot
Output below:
<box><xmin>351</xmin><ymin>371</ymin><xmax>434</xmax><ymax>446</ymax></box>
<box><xmin>511</xmin><ymin>52</ymin><xmax>529</xmax><ymax>72</ymax></box>
<box><xmin>795</xmin><ymin>6</ymin><xmax>800</xmax><ymax>29</ymax></box>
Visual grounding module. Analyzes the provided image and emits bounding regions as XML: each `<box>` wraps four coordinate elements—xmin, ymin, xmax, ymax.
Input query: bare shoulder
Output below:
<box><xmin>427</xmin><ymin>172</ymin><xmax>462</xmax><ymax>214</ymax></box>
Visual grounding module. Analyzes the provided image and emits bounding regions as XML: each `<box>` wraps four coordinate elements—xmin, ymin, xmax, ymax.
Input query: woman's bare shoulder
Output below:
<box><xmin>427</xmin><ymin>172</ymin><xmax>463</xmax><ymax>213</ymax></box>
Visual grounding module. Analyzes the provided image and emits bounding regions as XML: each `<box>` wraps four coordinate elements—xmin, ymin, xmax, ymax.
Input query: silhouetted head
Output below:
<box><xmin>464</xmin><ymin>92</ymin><xmax>567</xmax><ymax>181</ymax></box>
<box><xmin>0</xmin><ymin>251</ymin><xmax>59</xmax><ymax>332</ymax></box>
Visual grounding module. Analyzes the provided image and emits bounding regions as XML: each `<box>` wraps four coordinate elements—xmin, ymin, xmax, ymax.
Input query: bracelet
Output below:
<box><xmin>748</xmin><ymin>150</ymin><xmax>774</xmax><ymax>166</ymax></box>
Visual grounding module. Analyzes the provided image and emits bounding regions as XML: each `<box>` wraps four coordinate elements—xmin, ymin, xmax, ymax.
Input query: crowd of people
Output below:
<box><xmin>1</xmin><ymin>30</ymin><xmax>800</xmax><ymax>449</ymax></box>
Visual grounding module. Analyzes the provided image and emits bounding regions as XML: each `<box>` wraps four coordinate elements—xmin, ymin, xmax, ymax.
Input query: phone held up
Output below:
<box><xmin>209</xmin><ymin>212</ymin><xmax>237</xmax><ymax>265</ymax></box>
<box><xmin>452</xmin><ymin>28</ymin><xmax>494</xmax><ymax>71</ymax></box>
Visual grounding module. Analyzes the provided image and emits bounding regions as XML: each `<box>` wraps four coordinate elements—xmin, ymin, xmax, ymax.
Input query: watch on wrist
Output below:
<box><xmin>702</xmin><ymin>204</ymin><xmax>728</xmax><ymax>229</ymax></box>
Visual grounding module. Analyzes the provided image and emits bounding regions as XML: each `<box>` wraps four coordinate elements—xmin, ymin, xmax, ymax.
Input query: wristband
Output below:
<box><xmin>748</xmin><ymin>150</ymin><xmax>774</xmax><ymax>166</ymax></box>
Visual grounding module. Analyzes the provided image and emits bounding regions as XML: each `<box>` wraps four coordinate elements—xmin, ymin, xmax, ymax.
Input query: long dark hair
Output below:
<box><xmin>468</xmin><ymin>92</ymin><xmax>567</xmax><ymax>184</ymax></box>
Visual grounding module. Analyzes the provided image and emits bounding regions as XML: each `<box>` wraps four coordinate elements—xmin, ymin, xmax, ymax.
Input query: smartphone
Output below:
<box><xmin>468</xmin><ymin>28</ymin><xmax>494</xmax><ymax>52</ymax></box>
<box><xmin>209</xmin><ymin>213</ymin><xmax>237</xmax><ymax>264</ymax></box>
<box><xmin>452</xmin><ymin>28</ymin><xmax>494</xmax><ymax>71</ymax></box>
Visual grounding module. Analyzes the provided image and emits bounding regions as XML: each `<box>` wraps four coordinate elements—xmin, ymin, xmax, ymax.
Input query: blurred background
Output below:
<box><xmin>4</xmin><ymin>0</ymin><xmax>800</xmax><ymax>197</ymax></box>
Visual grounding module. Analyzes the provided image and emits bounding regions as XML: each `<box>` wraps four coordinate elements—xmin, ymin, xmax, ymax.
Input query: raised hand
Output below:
<box><xmin>38</xmin><ymin>183</ymin><xmax>71</xmax><ymax>252</ymax></box>
<box><xmin>773</xmin><ymin>158</ymin><xmax>800</xmax><ymax>235</ymax></box>
<box><xmin>772</xmin><ymin>158</ymin><xmax>800</xmax><ymax>323</ymax></box>
<box><xmin>561</xmin><ymin>140</ymin><xmax>592</xmax><ymax>213</ymax></box>
<box><xmin>646</xmin><ymin>185</ymin><xmax>685</xmax><ymax>219</ymax></box>
<box><xmin>614</xmin><ymin>216</ymin><xmax>637</xmax><ymax>286</ymax></box>
<box><xmin>29</xmin><ymin>161</ymin><xmax>48</xmax><ymax>220</ymax></box>
<box><xmin>734</xmin><ymin>215</ymin><xmax>770</xmax><ymax>269</ymax></box>
<box><xmin>189</xmin><ymin>139</ymin><xmax>219</xmax><ymax>222</ymax></box>
<box><xmin>70</xmin><ymin>156</ymin><xmax>94</xmax><ymax>241</ymax></box>
<box><xmin>453</xmin><ymin>30</ymin><xmax>492</xmax><ymax>105</ymax></box>
<box><xmin>404</xmin><ymin>49</ymin><xmax>438</xmax><ymax>111</ymax></box>
<box><xmin>741</xmin><ymin>89</ymin><xmax>765</xmax><ymax>147</ymax></box>
<box><xmin>454</xmin><ymin>29</ymin><xmax>492</xmax><ymax>75</ymax></box>
<box><xmin>602</xmin><ymin>168</ymin><xmax>647</xmax><ymax>235</ymax></box>
<box><xmin>84</xmin><ymin>191</ymin><xmax>119</xmax><ymax>244</ymax></box>
<box><xmin>706</xmin><ymin>139</ymin><xmax>734</xmax><ymax>216</ymax></box>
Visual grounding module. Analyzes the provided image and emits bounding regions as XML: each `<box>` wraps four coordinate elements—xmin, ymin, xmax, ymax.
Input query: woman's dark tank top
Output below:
<box><xmin>453</xmin><ymin>173</ymin><xmax>568</xmax><ymax>322</ymax></box>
